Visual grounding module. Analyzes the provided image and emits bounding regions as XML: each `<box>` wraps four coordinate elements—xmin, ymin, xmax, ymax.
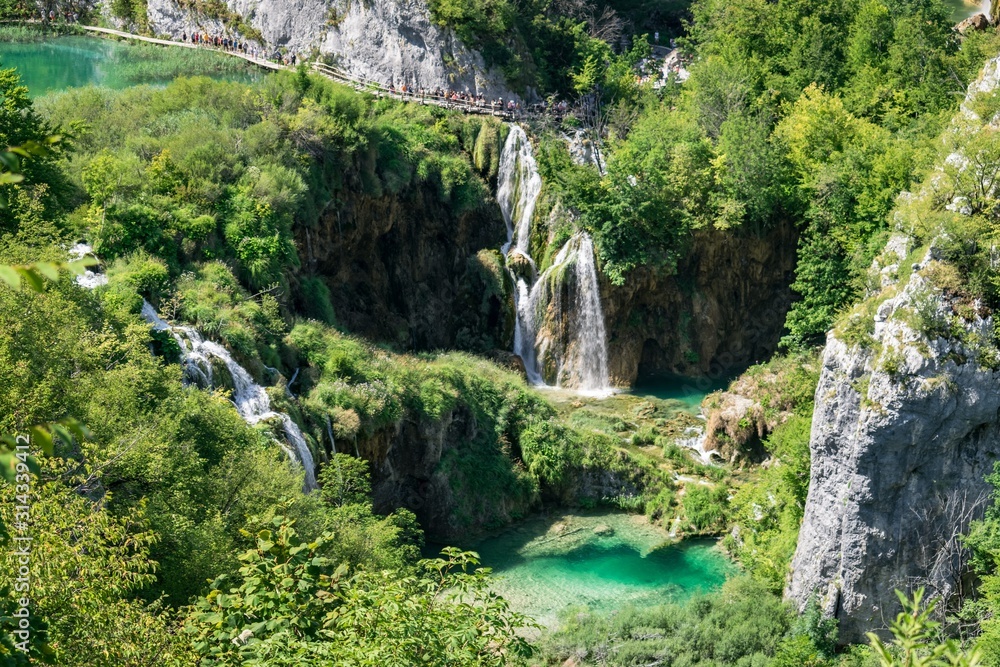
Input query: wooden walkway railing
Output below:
<box><xmin>80</xmin><ymin>25</ymin><xmax>285</xmax><ymax>70</ymax></box>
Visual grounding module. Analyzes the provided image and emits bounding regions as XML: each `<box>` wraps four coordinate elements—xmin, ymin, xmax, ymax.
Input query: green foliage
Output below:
<box><xmin>298</xmin><ymin>275</ymin><xmax>336</xmax><ymax>325</ymax></box>
<box><xmin>868</xmin><ymin>589</ymin><xmax>981</xmax><ymax>667</ymax></box>
<box><xmin>538</xmin><ymin>576</ymin><xmax>795</xmax><ymax>665</ymax></box>
<box><xmin>960</xmin><ymin>464</ymin><xmax>1000</xmax><ymax>663</ymax></box>
<box><xmin>0</xmin><ymin>459</ymin><xmax>190</xmax><ymax>664</ymax></box>
<box><xmin>520</xmin><ymin>421</ymin><xmax>583</xmax><ymax>490</ymax></box>
<box><xmin>777</xmin><ymin>85</ymin><xmax>916</xmax><ymax>348</ymax></box>
<box><xmin>682</xmin><ymin>484</ymin><xmax>729</xmax><ymax>532</ymax></box>
<box><xmin>725</xmin><ymin>414</ymin><xmax>813</xmax><ymax>591</ymax></box>
<box><xmin>540</xmin><ymin>0</ymin><xmax>999</xmax><ymax>290</ymax></box>
<box><xmin>427</xmin><ymin>0</ymin><xmax>603</xmax><ymax>96</ymax></box>
<box><xmin>183</xmin><ymin>516</ymin><xmax>536</xmax><ymax>665</ymax></box>
<box><xmin>291</xmin><ymin>321</ymin><xmax>545</xmax><ymax>528</ymax></box>
<box><xmin>174</xmin><ymin>261</ymin><xmax>287</xmax><ymax>364</ymax></box>
<box><xmin>318</xmin><ymin>453</ymin><xmax>370</xmax><ymax>508</ymax></box>
<box><xmin>36</xmin><ymin>72</ymin><xmax>498</xmax><ymax>315</ymax></box>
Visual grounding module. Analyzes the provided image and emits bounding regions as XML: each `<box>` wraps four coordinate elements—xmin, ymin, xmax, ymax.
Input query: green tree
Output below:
<box><xmin>318</xmin><ymin>453</ymin><xmax>371</xmax><ymax>508</ymax></box>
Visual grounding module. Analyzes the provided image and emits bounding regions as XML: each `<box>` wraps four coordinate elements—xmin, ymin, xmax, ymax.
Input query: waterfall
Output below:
<box><xmin>69</xmin><ymin>242</ymin><xmax>108</xmax><ymax>288</ymax></box>
<box><xmin>498</xmin><ymin>125</ymin><xmax>542</xmax><ymax>259</ymax></box>
<box><xmin>549</xmin><ymin>232</ymin><xmax>610</xmax><ymax>393</ymax></box>
<box><xmin>497</xmin><ymin>126</ymin><xmax>612</xmax><ymax>394</ymax></box>
<box><xmin>140</xmin><ymin>300</ymin><xmax>318</xmax><ymax>491</ymax></box>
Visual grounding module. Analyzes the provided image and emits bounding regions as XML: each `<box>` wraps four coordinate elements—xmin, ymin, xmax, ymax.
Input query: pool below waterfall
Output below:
<box><xmin>453</xmin><ymin>512</ymin><xmax>735</xmax><ymax>628</ymax></box>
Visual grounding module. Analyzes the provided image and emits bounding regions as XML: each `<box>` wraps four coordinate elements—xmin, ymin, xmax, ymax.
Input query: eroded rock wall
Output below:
<box><xmin>603</xmin><ymin>222</ymin><xmax>798</xmax><ymax>385</ymax></box>
<box><xmin>296</xmin><ymin>184</ymin><xmax>511</xmax><ymax>352</ymax></box>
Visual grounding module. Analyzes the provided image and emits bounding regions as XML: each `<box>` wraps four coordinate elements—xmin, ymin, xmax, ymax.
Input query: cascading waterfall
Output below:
<box><xmin>140</xmin><ymin>301</ymin><xmax>318</xmax><ymax>491</ymax></box>
<box><xmin>497</xmin><ymin>126</ymin><xmax>612</xmax><ymax>394</ymax></box>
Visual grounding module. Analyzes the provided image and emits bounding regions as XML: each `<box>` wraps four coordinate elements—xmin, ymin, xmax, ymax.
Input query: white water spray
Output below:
<box><xmin>140</xmin><ymin>301</ymin><xmax>317</xmax><ymax>490</ymax></box>
<box><xmin>497</xmin><ymin>126</ymin><xmax>612</xmax><ymax>394</ymax></box>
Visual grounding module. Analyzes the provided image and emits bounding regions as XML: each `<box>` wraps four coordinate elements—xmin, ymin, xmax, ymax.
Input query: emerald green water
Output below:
<box><xmin>469</xmin><ymin>512</ymin><xmax>735</xmax><ymax>627</ymax></box>
<box><xmin>0</xmin><ymin>36</ymin><xmax>260</xmax><ymax>96</ymax></box>
<box><xmin>629</xmin><ymin>374</ymin><xmax>731</xmax><ymax>413</ymax></box>
<box><xmin>944</xmin><ymin>0</ymin><xmax>989</xmax><ymax>21</ymax></box>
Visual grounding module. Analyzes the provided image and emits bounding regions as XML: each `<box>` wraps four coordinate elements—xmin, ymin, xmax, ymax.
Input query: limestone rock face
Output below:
<box><xmin>786</xmin><ymin>255</ymin><xmax>1000</xmax><ymax>643</ymax></box>
<box><xmin>788</xmin><ymin>50</ymin><xmax>1000</xmax><ymax>644</ymax></box>
<box><xmin>143</xmin><ymin>0</ymin><xmax>517</xmax><ymax>98</ymax></box>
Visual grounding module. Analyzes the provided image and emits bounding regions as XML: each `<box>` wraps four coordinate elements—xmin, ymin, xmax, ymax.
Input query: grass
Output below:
<box><xmin>0</xmin><ymin>23</ymin><xmax>85</xmax><ymax>42</ymax></box>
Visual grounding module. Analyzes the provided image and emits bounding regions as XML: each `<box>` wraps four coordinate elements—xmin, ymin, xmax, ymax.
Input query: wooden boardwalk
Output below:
<box><xmin>80</xmin><ymin>25</ymin><xmax>284</xmax><ymax>71</ymax></box>
<box><xmin>78</xmin><ymin>25</ymin><xmax>524</xmax><ymax>118</ymax></box>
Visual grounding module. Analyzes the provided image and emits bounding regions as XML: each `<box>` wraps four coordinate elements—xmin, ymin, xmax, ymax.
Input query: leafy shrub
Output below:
<box><xmin>683</xmin><ymin>484</ymin><xmax>729</xmax><ymax>532</ymax></box>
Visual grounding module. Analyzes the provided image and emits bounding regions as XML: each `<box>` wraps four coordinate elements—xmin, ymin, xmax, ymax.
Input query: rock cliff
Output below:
<box><xmin>603</xmin><ymin>222</ymin><xmax>799</xmax><ymax>385</ymax></box>
<box><xmin>140</xmin><ymin>0</ymin><xmax>516</xmax><ymax>99</ymax></box>
<box><xmin>786</xmin><ymin>240</ymin><xmax>1000</xmax><ymax>643</ymax></box>
<box><xmin>362</xmin><ymin>402</ymin><xmax>658</xmax><ymax>538</ymax></box>
<box><xmin>787</xmin><ymin>51</ymin><xmax>1000</xmax><ymax>643</ymax></box>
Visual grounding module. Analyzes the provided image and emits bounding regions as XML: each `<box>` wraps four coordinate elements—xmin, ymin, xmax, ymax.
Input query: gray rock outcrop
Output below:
<box><xmin>787</xmin><ymin>50</ymin><xmax>1000</xmax><ymax>645</ymax></box>
<box><xmin>786</xmin><ymin>246</ymin><xmax>1000</xmax><ymax>643</ymax></box>
<box><xmin>138</xmin><ymin>0</ymin><xmax>517</xmax><ymax>99</ymax></box>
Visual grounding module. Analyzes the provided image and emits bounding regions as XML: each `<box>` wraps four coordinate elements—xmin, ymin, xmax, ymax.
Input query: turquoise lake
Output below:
<box><xmin>0</xmin><ymin>35</ymin><xmax>261</xmax><ymax>96</ymax></box>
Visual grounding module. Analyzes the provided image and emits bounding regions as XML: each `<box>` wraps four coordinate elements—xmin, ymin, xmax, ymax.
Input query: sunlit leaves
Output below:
<box><xmin>184</xmin><ymin>517</ymin><xmax>537</xmax><ymax>665</ymax></box>
<box><xmin>0</xmin><ymin>420</ymin><xmax>90</xmax><ymax>484</ymax></box>
<box><xmin>0</xmin><ymin>258</ymin><xmax>97</xmax><ymax>292</ymax></box>
<box><xmin>868</xmin><ymin>589</ymin><xmax>982</xmax><ymax>667</ymax></box>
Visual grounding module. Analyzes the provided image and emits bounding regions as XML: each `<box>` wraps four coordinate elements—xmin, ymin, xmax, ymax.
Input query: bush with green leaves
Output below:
<box><xmin>725</xmin><ymin>414</ymin><xmax>813</xmax><ymax>591</ymax></box>
<box><xmin>683</xmin><ymin>484</ymin><xmax>730</xmax><ymax>532</ymax></box>
<box><xmin>537</xmin><ymin>576</ymin><xmax>795</xmax><ymax>666</ymax></box>
<box><xmin>183</xmin><ymin>516</ymin><xmax>536</xmax><ymax>666</ymax></box>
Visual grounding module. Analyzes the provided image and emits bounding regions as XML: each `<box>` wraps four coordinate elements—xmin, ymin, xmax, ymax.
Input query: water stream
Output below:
<box><xmin>140</xmin><ymin>300</ymin><xmax>318</xmax><ymax>491</ymax></box>
<box><xmin>70</xmin><ymin>241</ymin><xmax>316</xmax><ymax>490</ymax></box>
<box><xmin>498</xmin><ymin>126</ymin><xmax>612</xmax><ymax>394</ymax></box>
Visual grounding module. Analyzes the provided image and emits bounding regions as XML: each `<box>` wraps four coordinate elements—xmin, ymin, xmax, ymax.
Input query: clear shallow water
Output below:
<box><xmin>629</xmin><ymin>374</ymin><xmax>731</xmax><ymax>413</ymax></box>
<box><xmin>467</xmin><ymin>512</ymin><xmax>735</xmax><ymax>627</ymax></box>
<box><xmin>944</xmin><ymin>0</ymin><xmax>990</xmax><ymax>21</ymax></box>
<box><xmin>0</xmin><ymin>36</ymin><xmax>259</xmax><ymax>96</ymax></box>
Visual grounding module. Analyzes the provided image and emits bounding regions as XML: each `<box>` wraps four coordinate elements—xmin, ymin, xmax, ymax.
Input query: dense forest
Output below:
<box><xmin>4</xmin><ymin>0</ymin><xmax>1000</xmax><ymax>664</ymax></box>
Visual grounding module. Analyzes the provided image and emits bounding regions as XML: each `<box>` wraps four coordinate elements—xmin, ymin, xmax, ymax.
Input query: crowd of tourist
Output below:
<box><xmin>381</xmin><ymin>85</ymin><xmax>577</xmax><ymax>120</ymax></box>
<box><xmin>387</xmin><ymin>85</ymin><xmax>526</xmax><ymax>115</ymax></box>
<box><xmin>42</xmin><ymin>8</ymin><xmax>80</xmax><ymax>23</ymax></box>
<box><xmin>177</xmin><ymin>31</ymin><xmax>297</xmax><ymax>64</ymax></box>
